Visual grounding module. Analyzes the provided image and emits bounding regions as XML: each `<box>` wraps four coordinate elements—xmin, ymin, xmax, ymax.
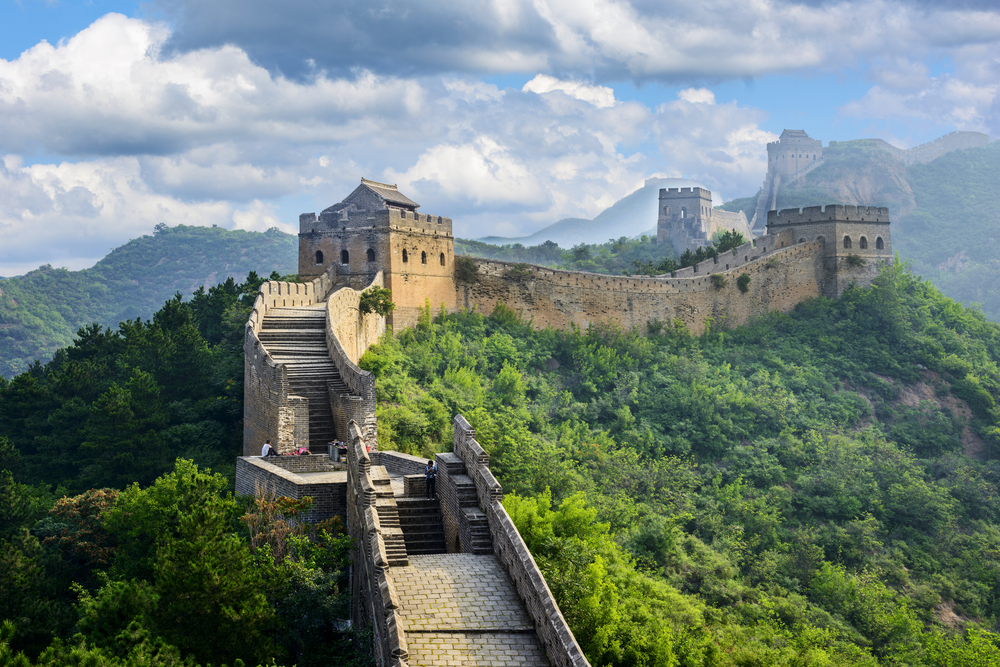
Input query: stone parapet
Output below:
<box><xmin>452</xmin><ymin>415</ymin><xmax>590</xmax><ymax>667</ymax></box>
<box><xmin>234</xmin><ymin>456</ymin><xmax>347</xmax><ymax>523</ymax></box>
<box><xmin>346</xmin><ymin>421</ymin><xmax>409</xmax><ymax>667</ymax></box>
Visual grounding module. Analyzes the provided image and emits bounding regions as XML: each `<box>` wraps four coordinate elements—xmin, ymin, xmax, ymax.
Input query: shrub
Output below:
<box><xmin>710</xmin><ymin>274</ymin><xmax>728</xmax><ymax>289</ymax></box>
<box><xmin>847</xmin><ymin>254</ymin><xmax>865</xmax><ymax>267</ymax></box>
<box><xmin>455</xmin><ymin>255</ymin><xmax>479</xmax><ymax>282</ymax></box>
<box><xmin>737</xmin><ymin>273</ymin><xmax>751</xmax><ymax>292</ymax></box>
<box><xmin>358</xmin><ymin>286</ymin><xmax>395</xmax><ymax>316</ymax></box>
<box><xmin>506</xmin><ymin>263</ymin><xmax>533</xmax><ymax>282</ymax></box>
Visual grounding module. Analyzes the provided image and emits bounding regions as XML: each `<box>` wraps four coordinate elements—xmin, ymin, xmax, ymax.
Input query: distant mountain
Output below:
<box><xmin>765</xmin><ymin>138</ymin><xmax>1000</xmax><ymax>320</ymax></box>
<box><xmin>0</xmin><ymin>225</ymin><xmax>297</xmax><ymax>377</ymax></box>
<box><xmin>478</xmin><ymin>177</ymin><xmax>707</xmax><ymax>247</ymax></box>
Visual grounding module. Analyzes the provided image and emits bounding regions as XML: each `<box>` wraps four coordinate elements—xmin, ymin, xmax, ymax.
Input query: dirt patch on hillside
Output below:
<box><xmin>859</xmin><ymin>372</ymin><xmax>985</xmax><ymax>458</ymax></box>
<box><xmin>934</xmin><ymin>600</ymin><xmax>966</xmax><ymax>630</ymax></box>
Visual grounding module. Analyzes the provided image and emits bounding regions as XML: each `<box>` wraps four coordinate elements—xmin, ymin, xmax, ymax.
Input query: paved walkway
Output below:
<box><xmin>392</xmin><ymin>554</ymin><xmax>548</xmax><ymax>666</ymax></box>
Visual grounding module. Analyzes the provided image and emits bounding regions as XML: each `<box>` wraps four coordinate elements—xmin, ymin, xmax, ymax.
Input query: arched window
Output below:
<box><xmin>843</xmin><ymin>236</ymin><xmax>852</xmax><ymax>249</ymax></box>
<box><xmin>341</xmin><ymin>249</ymin><xmax>349</xmax><ymax>264</ymax></box>
<box><xmin>421</xmin><ymin>251</ymin><xmax>427</xmax><ymax>264</ymax></box>
<box><xmin>367</xmin><ymin>248</ymin><xmax>375</xmax><ymax>262</ymax></box>
<box><xmin>681</xmin><ymin>206</ymin><xmax>687</xmax><ymax>218</ymax></box>
<box><xmin>402</xmin><ymin>249</ymin><xmax>408</xmax><ymax>263</ymax></box>
<box><xmin>876</xmin><ymin>237</ymin><xmax>884</xmax><ymax>250</ymax></box>
<box><xmin>439</xmin><ymin>252</ymin><xmax>445</xmax><ymax>266</ymax></box>
<box><xmin>798</xmin><ymin>238</ymin><xmax>806</xmax><ymax>244</ymax></box>
<box><xmin>664</xmin><ymin>206</ymin><xmax>670</xmax><ymax>216</ymax></box>
<box><xmin>315</xmin><ymin>250</ymin><xmax>323</xmax><ymax>265</ymax></box>
<box><xmin>817</xmin><ymin>236</ymin><xmax>825</xmax><ymax>244</ymax></box>
<box><xmin>860</xmin><ymin>236</ymin><xmax>868</xmax><ymax>249</ymax></box>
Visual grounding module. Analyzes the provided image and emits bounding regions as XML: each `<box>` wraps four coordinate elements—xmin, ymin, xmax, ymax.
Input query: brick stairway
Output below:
<box><xmin>439</xmin><ymin>453</ymin><xmax>494</xmax><ymax>555</ymax></box>
<box><xmin>258</xmin><ymin>305</ymin><xmax>350</xmax><ymax>452</ymax></box>
<box><xmin>396</xmin><ymin>498</ymin><xmax>447</xmax><ymax>555</ymax></box>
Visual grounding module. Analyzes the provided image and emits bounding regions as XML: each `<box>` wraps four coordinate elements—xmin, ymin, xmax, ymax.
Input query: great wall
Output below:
<box><xmin>237</xmin><ymin>172</ymin><xmax>896</xmax><ymax>665</ymax></box>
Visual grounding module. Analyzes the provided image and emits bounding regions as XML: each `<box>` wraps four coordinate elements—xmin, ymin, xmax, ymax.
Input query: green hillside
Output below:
<box><xmin>775</xmin><ymin>139</ymin><xmax>1000</xmax><ymax>319</ymax></box>
<box><xmin>0</xmin><ymin>225</ymin><xmax>297</xmax><ymax>377</ymax></box>
<box><xmin>360</xmin><ymin>266</ymin><xmax>1000</xmax><ymax>666</ymax></box>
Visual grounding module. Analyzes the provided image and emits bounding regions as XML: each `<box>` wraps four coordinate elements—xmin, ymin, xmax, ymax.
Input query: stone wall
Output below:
<box><xmin>345</xmin><ymin>421</ymin><xmax>410</xmax><ymax>667</ymax></box>
<box><xmin>243</xmin><ymin>265</ymin><xmax>338</xmax><ymax>456</ymax></box>
<box><xmin>326</xmin><ymin>273</ymin><xmax>383</xmax><ymax>448</ymax></box>
<box><xmin>372</xmin><ymin>450</ymin><xmax>429</xmax><ymax>477</ymax></box>
<box><xmin>452</xmin><ymin>415</ymin><xmax>590</xmax><ymax>667</ymax></box>
<box><xmin>455</xmin><ymin>228</ymin><xmax>827</xmax><ymax>335</ymax></box>
<box><xmin>244</xmin><ymin>263</ymin><xmax>385</xmax><ymax>456</ymax></box>
<box><xmin>234</xmin><ymin>456</ymin><xmax>347</xmax><ymax>522</ymax></box>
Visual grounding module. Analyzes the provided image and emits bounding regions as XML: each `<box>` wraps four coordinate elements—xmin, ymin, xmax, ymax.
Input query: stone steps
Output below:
<box><xmin>397</xmin><ymin>498</ymin><xmax>447</xmax><ymax>556</ymax></box>
<box><xmin>260</xmin><ymin>307</ymin><xmax>342</xmax><ymax>452</ymax></box>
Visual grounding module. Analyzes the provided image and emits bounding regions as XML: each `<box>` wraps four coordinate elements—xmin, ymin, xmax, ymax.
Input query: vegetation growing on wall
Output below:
<box><xmin>456</xmin><ymin>235</ymin><xmax>678</xmax><ymax>276</ymax></box>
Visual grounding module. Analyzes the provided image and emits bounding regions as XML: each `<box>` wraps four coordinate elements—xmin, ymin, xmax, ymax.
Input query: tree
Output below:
<box><xmin>358</xmin><ymin>287</ymin><xmax>395</xmax><ymax>317</ymax></box>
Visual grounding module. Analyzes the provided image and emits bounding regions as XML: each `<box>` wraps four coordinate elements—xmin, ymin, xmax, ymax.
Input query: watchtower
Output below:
<box><xmin>767</xmin><ymin>130</ymin><xmax>823</xmax><ymax>178</ymax></box>
<box><xmin>298</xmin><ymin>178</ymin><xmax>456</xmax><ymax>328</ymax></box>
<box><xmin>657</xmin><ymin>187</ymin><xmax>714</xmax><ymax>254</ymax></box>
<box><xmin>767</xmin><ymin>204</ymin><xmax>892</xmax><ymax>297</ymax></box>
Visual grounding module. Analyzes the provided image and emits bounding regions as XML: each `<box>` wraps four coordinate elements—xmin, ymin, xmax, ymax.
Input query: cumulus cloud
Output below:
<box><xmin>653</xmin><ymin>90</ymin><xmax>776</xmax><ymax>203</ymax></box>
<box><xmin>0</xmin><ymin>155</ymin><xmax>232</xmax><ymax>275</ymax></box>
<box><xmin>522</xmin><ymin>74</ymin><xmax>616</xmax><ymax>108</ymax></box>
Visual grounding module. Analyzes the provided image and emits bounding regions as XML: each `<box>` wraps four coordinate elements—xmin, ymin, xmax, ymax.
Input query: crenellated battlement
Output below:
<box><xmin>767</xmin><ymin>204</ymin><xmax>890</xmax><ymax>225</ymax></box>
<box><xmin>662</xmin><ymin>187</ymin><xmax>712</xmax><ymax>197</ymax></box>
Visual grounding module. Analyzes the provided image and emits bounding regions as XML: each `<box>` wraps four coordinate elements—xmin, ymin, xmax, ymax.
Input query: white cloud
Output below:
<box><xmin>653</xmin><ymin>90</ymin><xmax>776</xmax><ymax>203</ymax></box>
<box><xmin>522</xmin><ymin>74</ymin><xmax>616</xmax><ymax>108</ymax></box>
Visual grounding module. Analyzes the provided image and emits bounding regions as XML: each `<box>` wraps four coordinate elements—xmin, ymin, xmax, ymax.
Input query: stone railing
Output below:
<box><xmin>452</xmin><ymin>415</ymin><xmax>590</xmax><ymax>667</ymax></box>
<box><xmin>326</xmin><ymin>272</ymin><xmax>385</xmax><ymax>448</ymax></box>
<box><xmin>346</xmin><ymin>421</ymin><xmax>409</xmax><ymax>667</ymax></box>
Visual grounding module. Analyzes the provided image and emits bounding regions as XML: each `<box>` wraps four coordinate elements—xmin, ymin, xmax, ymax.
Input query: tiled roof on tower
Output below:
<box><xmin>779</xmin><ymin>129</ymin><xmax>811</xmax><ymax>139</ymax></box>
<box><xmin>323</xmin><ymin>178</ymin><xmax>420</xmax><ymax>215</ymax></box>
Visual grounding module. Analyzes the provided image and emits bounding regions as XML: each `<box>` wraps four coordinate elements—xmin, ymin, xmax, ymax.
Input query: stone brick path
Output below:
<box><xmin>392</xmin><ymin>554</ymin><xmax>548</xmax><ymax>666</ymax></box>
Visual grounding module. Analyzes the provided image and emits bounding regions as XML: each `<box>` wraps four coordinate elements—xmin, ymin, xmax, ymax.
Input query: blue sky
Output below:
<box><xmin>1</xmin><ymin>0</ymin><xmax>998</xmax><ymax>275</ymax></box>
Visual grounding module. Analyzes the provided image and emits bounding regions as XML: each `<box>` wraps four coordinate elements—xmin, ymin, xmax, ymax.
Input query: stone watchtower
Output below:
<box><xmin>657</xmin><ymin>187</ymin><xmax>752</xmax><ymax>256</ymax></box>
<box><xmin>657</xmin><ymin>187</ymin><xmax>715</xmax><ymax>255</ymax></box>
<box><xmin>752</xmin><ymin>130</ymin><xmax>825</xmax><ymax>235</ymax></box>
<box><xmin>767</xmin><ymin>129</ymin><xmax>823</xmax><ymax>178</ymax></box>
<box><xmin>298</xmin><ymin>178</ymin><xmax>456</xmax><ymax>328</ymax></box>
<box><xmin>767</xmin><ymin>204</ymin><xmax>892</xmax><ymax>298</ymax></box>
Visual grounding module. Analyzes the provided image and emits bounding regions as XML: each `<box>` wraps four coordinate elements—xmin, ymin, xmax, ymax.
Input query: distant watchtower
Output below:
<box><xmin>658</xmin><ymin>187</ymin><xmax>751</xmax><ymax>256</ymax></box>
<box><xmin>767</xmin><ymin>129</ymin><xmax>823</xmax><ymax>178</ymax></box>
<box><xmin>298</xmin><ymin>178</ymin><xmax>456</xmax><ymax>328</ymax></box>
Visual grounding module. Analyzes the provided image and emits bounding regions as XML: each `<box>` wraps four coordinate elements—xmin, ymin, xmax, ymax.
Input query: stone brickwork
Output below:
<box><xmin>244</xmin><ymin>267</ymin><xmax>338</xmax><ymax>456</ymax></box>
<box><xmin>234</xmin><ymin>456</ymin><xmax>347</xmax><ymax>522</ymax></box>
<box><xmin>452</xmin><ymin>415</ymin><xmax>589</xmax><ymax>667</ymax></box>
<box><xmin>298</xmin><ymin>179</ymin><xmax>455</xmax><ymax>331</ymax></box>
<box><xmin>766</xmin><ymin>205</ymin><xmax>893</xmax><ymax>298</ymax></box>
<box><xmin>372</xmin><ymin>450</ymin><xmax>430</xmax><ymax>477</ymax></box>
<box><xmin>456</xmin><ymin>229</ymin><xmax>828</xmax><ymax>335</ymax></box>
<box><xmin>345</xmin><ymin>421</ymin><xmax>410</xmax><ymax>667</ymax></box>
<box><xmin>243</xmin><ymin>263</ymin><xmax>383</xmax><ymax>456</ymax></box>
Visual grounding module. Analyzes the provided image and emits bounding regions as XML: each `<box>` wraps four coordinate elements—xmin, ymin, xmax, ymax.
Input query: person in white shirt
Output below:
<box><xmin>261</xmin><ymin>440</ymin><xmax>274</xmax><ymax>457</ymax></box>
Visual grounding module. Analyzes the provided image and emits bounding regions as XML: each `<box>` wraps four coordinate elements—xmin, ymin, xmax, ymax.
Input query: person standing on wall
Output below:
<box><xmin>425</xmin><ymin>460</ymin><xmax>437</xmax><ymax>499</ymax></box>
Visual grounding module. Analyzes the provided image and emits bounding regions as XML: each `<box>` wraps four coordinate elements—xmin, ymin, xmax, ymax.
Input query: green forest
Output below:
<box><xmin>0</xmin><ymin>270</ymin><xmax>370</xmax><ymax>667</ymax></box>
<box><xmin>361</xmin><ymin>263</ymin><xmax>1000</xmax><ymax>666</ymax></box>
<box><xmin>0</xmin><ymin>224</ymin><xmax>297</xmax><ymax>379</ymax></box>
